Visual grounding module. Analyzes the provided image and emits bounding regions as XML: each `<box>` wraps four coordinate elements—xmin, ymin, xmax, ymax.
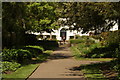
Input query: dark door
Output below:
<box><xmin>60</xmin><ymin>28</ymin><xmax>67</xmax><ymax>40</ymax></box>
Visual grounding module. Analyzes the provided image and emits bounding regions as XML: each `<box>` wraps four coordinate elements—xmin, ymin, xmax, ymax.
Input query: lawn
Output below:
<box><xmin>2</xmin><ymin>64</ymin><xmax>39</xmax><ymax>80</ymax></box>
<box><xmin>76</xmin><ymin>60</ymin><xmax>118</xmax><ymax>80</ymax></box>
<box><xmin>76</xmin><ymin>58</ymin><xmax>114</xmax><ymax>61</ymax></box>
<box><xmin>2</xmin><ymin>50</ymin><xmax>53</xmax><ymax>80</ymax></box>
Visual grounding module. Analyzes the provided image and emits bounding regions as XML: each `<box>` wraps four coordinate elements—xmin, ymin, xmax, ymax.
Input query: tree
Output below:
<box><xmin>26</xmin><ymin>2</ymin><xmax>60</xmax><ymax>33</ymax></box>
<box><xmin>2</xmin><ymin>2</ymin><xmax>27</xmax><ymax>48</ymax></box>
<box><xmin>59</xmin><ymin>2</ymin><xmax>120</xmax><ymax>33</ymax></box>
<box><xmin>2</xmin><ymin>2</ymin><xmax>60</xmax><ymax>48</ymax></box>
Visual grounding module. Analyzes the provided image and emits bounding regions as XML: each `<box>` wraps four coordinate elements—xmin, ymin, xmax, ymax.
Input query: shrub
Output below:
<box><xmin>91</xmin><ymin>35</ymin><xmax>101</xmax><ymax>40</ymax></box>
<box><xmin>106</xmin><ymin>30</ymin><xmax>120</xmax><ymax>47</ymax></box>
<box><xmin>2</xmin><ymin>49</ymin><xmax>18</xmax><ymax>62</ymax></box>
<box><xmin>2</xmin><ymin>61</ymin><xmax>21</xmax><ymax>73</ymax></box>
<box><xmin>25</xmin><ymin>46</ymin><xmax>44</xmax><ymax>57</ymax></box>
<box><xmin>71</xmin><ymin>46</ymin><xmax>82</xmax><ymax>58</ymax></box>
<box><xmin>17</xmin><ymin>49</ymin><xmax>32</xmax><ymax>63</ymax></box>
<box><xmin>70</xmin><ymin>39</ymin><xmax>85</xmax><ymax>44</ymax></box>
<box><xmin>2</xmin><ymin>49</ymin><xmax>32</xmax><ymax>63</ymax></box>
<box><xmin>70</xmin><ymin>36</ymin><xmax>95</xmax><ymax>45</ymax></box>
<box><xmin>24</xmin><ymin>34</ymin><xmax>37</xmax><ymax>45</ymax></box>
<box><xmin>35</xmin><ymin>40</ymin><xmax>59</xmax><ymax>50</ymax></box>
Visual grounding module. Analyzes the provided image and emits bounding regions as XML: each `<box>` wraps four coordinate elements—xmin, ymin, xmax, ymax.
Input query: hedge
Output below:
<box><xmin>35</xmin><ymin>40</ymin><xmax>59</xmax><ymax>50</ymax></box>
<box><xmin>24</xmin><ymin>45</ymin><xmax>44</xmax><ymax>57</ymax></box>
<box><xmin>2</xmin><ymin>49</ymin><xmax>32</xmax><ymax>63</ymax></box>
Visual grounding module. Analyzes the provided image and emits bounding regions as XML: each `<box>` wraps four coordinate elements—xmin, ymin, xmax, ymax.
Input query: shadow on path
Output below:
<box><xmin>28</xmin><ymin>45</ymin><xmax>101</xmax><ymax>79</ymax></box>
<box><xmin>48</xmin><ymin>46</ymin><xmax>73</xmax><ymax>60</ymax></box>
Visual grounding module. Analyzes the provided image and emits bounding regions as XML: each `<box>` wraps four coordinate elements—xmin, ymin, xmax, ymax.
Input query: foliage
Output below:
<box><xmin>70</xmin><ymin>39</ymin><xmax>85</xmax><ymax>44</ymax></box>
<box><xmin>70</xmin><ymin>36</ymin><xmax>117</xmax><ymax>58</ymax></box>
<box><xmin>106</xmin><ymin>30</ymin><xmax>120</xmax><ymax>47</ymax></box>
<box><xmin>2</xmin><ymin>2</ymin><xmax>27</xmax><ymax>48</ymax></box>
<box><xmin>2</xmin><ymin>49</ymin><xmax>18</xmax><ymax>62</ymax></box>
<box><xmin>79</xmin><ymin>60</ymin><xmax>118</xmax><ymax>80</ymax></box>
<box><xmin>2</xmin><ymin>2</ymin><xmax>60</xmax><ymax>48</ymax></box>
<box><xmin>26</xmin><ymin>2</ymin><xmax>60</xmax><ymax>32</ymax></box>
<box><xmin>17</xmin><ymin>49</ymin><xmax>32</xmax><ymax>63</ymax></box>
<box><xmin>36</xmin><ymin>53</ymin><xmax>50</xmax><ymax>62</ymax></box>
<box><xmin>24</xmin><ymin>34</ymin><xmax>37</xmax><ymax>45</ymax></box>
<box><xmin>90</xmin><ymin>30</ymin><xmax>120</xmax><ymax>58</ymax></box>
<box><xmin>36</xmin><ymin>40</ymin><xmax>59</xmax><ymax>50</ymax></box>
<box><xmin>44</xmin><ymin>50</ymin><xmax>53</xmax><ymax>54</ymax></box>
<box><xmin>24</xmin><ymin>45</ymin><xmax>44</xmax><ymax>57</ymax></box>
<box><xmin>2</xmin><ymin>61</ymin><xmax>21</xmax><ymax>73</ymax></box>
<box><xmin>2</xmin><ymin>49</ymin><xmax>32</xmax><ymax>63</ymax></box>
<box><xmin>2</xmin><ymin>64</ymin><xmax>39</xmax><ymax>79</ymax></box>
<box><xmin>58</xmin><ymin>2</ymin><xmax>120</xmax><ymax>33</ymax></box>
<box><xmin>71</xmin><ymin>46</ymin><xmax>81</xmax><ymax>58</ymax></box>
<box><xmin>2</xmin><ymin>2</ymin><xmax>120</xmax><ymax>49</ymax></box>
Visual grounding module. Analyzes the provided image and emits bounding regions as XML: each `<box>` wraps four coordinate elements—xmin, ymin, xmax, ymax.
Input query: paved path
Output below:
<box><xmin>28</xmin><ymin>46</ymin><xmax>101</xmax><ymax>80</ymax></box>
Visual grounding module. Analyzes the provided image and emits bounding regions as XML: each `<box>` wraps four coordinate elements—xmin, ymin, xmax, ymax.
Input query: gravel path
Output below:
<box><xmin>27</xmin><ymin>46</ymin><xmax>102</xmax><ymax>80</ymax></box>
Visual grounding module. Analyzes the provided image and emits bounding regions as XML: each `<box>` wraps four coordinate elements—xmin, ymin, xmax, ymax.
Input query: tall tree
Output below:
<box><xmin>2</xmin><ymin>2</ymin><xmax>60</xmax><ymax>48</ymax></box>
<box><xmin>26</xmin><ymin>2</ymin><xmax>60</xmax><ymax>33</ymax></box>
<box><xmin>60</xmin><ymin>2</ymin><xmax>119</xmax><ymax>33</ymax></box>
<box><xmin>2</xmin><ymin>2</ymin><xmax>27</xmax><ymax>48</ymax></box>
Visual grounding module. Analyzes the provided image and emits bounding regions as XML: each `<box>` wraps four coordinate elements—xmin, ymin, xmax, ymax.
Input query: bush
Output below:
<box><xmin>24</xmin><ymin>45</ymin><xmax>44</xmax><ymax>57</ymax></box>
<box><xmin>2</xmin><ymin>49</ymin><xmax>18</xmax><ymax>62</ymax></box>
<box><xmin>24</xmin><ymin>34</ymin><xmax>37</xmax><ymax>45</ymax></box>
<box><xmin>106</xmin><ymin>30</ymin><xmax>120</xmax><ymax>47</ymax></box>
<box><xmin>70</xmin><ymin>36</ymin><xmax>95</xmax><ymax>45</ymax></box>
<box><xmin>71</xmin><ymin>46</ymin><xmax>82</xmax><ymax>58</ymax></box>
<box><xmin>2</xmin><ymin>49</ymin><xmax>32</xmax><ymax>63</ymax></box>
<box><xmin>17</xmin><ymin>49</ymin><xmax>32</xmax><ymax>63</ymax></box>
<box><xmin>35</xmin><ymin>40</ymin><xmax>59</xmax><ymax>50</ymax></box>
<box><xmin>70</xmin><ymin>39</ymin><xmax>85</xmax><ymax>44</ymax></box>
<box><xmin>2</xmin><ymin>61</ymin><xmax>21</xmax><ymax>73</ymax></box>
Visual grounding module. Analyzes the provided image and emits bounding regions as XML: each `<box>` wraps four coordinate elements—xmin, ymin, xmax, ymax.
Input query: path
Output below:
<box><xmin>28</xmin><ymin>45</ymin><xmax>102</xmax><ymax>80</ymax></box>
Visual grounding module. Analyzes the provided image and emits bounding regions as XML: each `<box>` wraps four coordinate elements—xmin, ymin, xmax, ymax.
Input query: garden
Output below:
<box><xmin>1</xmin><ymin>34</ymin><xmax>58</xmax><ymax>79</ymax></box>
<box><xmin>1</xmin><ymin>2</ymin><xmax>120</xmax><ymax>80</ymax></box>
<box><xmin>70</xmin><ymin>30</ymin><xmax>120</xmax><ymax>79</ymax></box>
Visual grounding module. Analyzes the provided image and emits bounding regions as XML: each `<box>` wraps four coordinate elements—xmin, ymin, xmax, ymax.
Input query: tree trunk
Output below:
<box><xmin>118</xmin><ymin>17</ymin><xmax>120</xmax><ymax>29</ymax></box>
<box><xmin>50</xmin><ymin>32</ymin><xmax>52</xmax><ymax>40</ymax></box>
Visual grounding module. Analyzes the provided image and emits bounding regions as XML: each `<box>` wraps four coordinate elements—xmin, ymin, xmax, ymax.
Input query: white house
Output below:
<box><xmin>30</xmin><ymin>25</ymin><xmax>90</xmax><ymax>41</ymax></box>
<box><xmin>28</xmin><ymin>19</ymin><xmax>119</xmax><ymax>41</ymax></box>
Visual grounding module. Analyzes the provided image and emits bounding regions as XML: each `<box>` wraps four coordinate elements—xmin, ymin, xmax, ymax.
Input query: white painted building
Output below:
<box><xmin>30</xmin><ymin>26</ymin><xmax>89</xmax><ymax>41</ymax></box>
<box><xmin>29</xmin><ymin>20</ymin><xmax>118</xmax><ymax>41</ymax></box>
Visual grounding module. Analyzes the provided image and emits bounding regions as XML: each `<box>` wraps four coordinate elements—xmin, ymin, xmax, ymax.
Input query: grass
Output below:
<box><xmin>2</xmin><ymin>51</ymin><xmax>52</xmax><ymax>80</ymax></box>
<box><xmin>70</xmin><ymin>46</ymin><xmax>113</xmax><ymax>61</ymax></box>
<box><xmin>80</xmin><ymin>63</ymin><xmax>107</xmax><ymax>80</ymax></box>
<box><xmin>2</xmin><ymin>64</ymin><xmax>39</xmax><ymax>80</ymax></box>
<box><xmin>76</xmin><ymin>58</ymin><xmax>113</xmax><ymax>61</ymax></box>
<box><xmin>77</xmin><ymin>60</ymin><xmax>118</xmax><ymax>80</ymax></box>
<box><xmin>2</xmin><ymin>50</ymin><xmax>53</xmax><ymax>80</ymax></box>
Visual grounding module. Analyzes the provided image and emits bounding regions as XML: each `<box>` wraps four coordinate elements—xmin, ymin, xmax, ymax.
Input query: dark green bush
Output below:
<box><xmin>2</xmin><ymin>49</ymin><xmax>32</xmax><ymax>63</ymax></box>
<box><xmin>17</xmin><ymin>49</ymin><xmax>32</xmax><ymax>63</ymax></box>
<box><xmin>70</xmin><ymin>36</ymin><xmax>95</xmax><ymax>45</ymax></box>
<box><xmin>24</xmin><ymin>45</ymin><xmax>44</xmax><ymax>57</ymax></box>
<box><xmin>2</xmin><ymin>61</ymin><xmax>21</xmax><ymax>73</ymax></box>
<box><xmin>106</xmin><ymin>30</ymin><xmax>120</xmax><ymax>47</ymax></box>
<box><xmin>24</xmin><ymin>34</ymin><xmax>37</xmax><ymax>45</ymax></box>
<box><xmin>2</xmin><ymin>49</ymin><xmax>18</xmax><ymax>62</ymax></box>
<box><xmin>70</xmin><ymin>39</ymin><xmax>85</xmax><ymax>44</ymax></box>
<box><xmin>91</xmin><ymin>35</ymin><xmax>102</xmax><ymax>40</ymax></box>
<box><xmin>35</xmin><ymin>40</ymin><xmax>59</xmax><ymax>50</ymax></box>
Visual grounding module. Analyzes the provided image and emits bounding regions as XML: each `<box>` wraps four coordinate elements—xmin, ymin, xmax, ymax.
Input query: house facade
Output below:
<box><xmin>30</xmin><ymin>22</ymin><xmax>118</xmax><ymax>41</ymax></box>
<box><xmin>31</xmin><ymin>26</ymin><xmax>90</xmax><ymax>41</ymax></box>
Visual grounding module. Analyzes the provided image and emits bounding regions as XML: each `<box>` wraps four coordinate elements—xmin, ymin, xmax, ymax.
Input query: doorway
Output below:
<box><xmin>60</xmin><ymin>28</ymin><xmax>67</xmax><ymax>40</ymax></box>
